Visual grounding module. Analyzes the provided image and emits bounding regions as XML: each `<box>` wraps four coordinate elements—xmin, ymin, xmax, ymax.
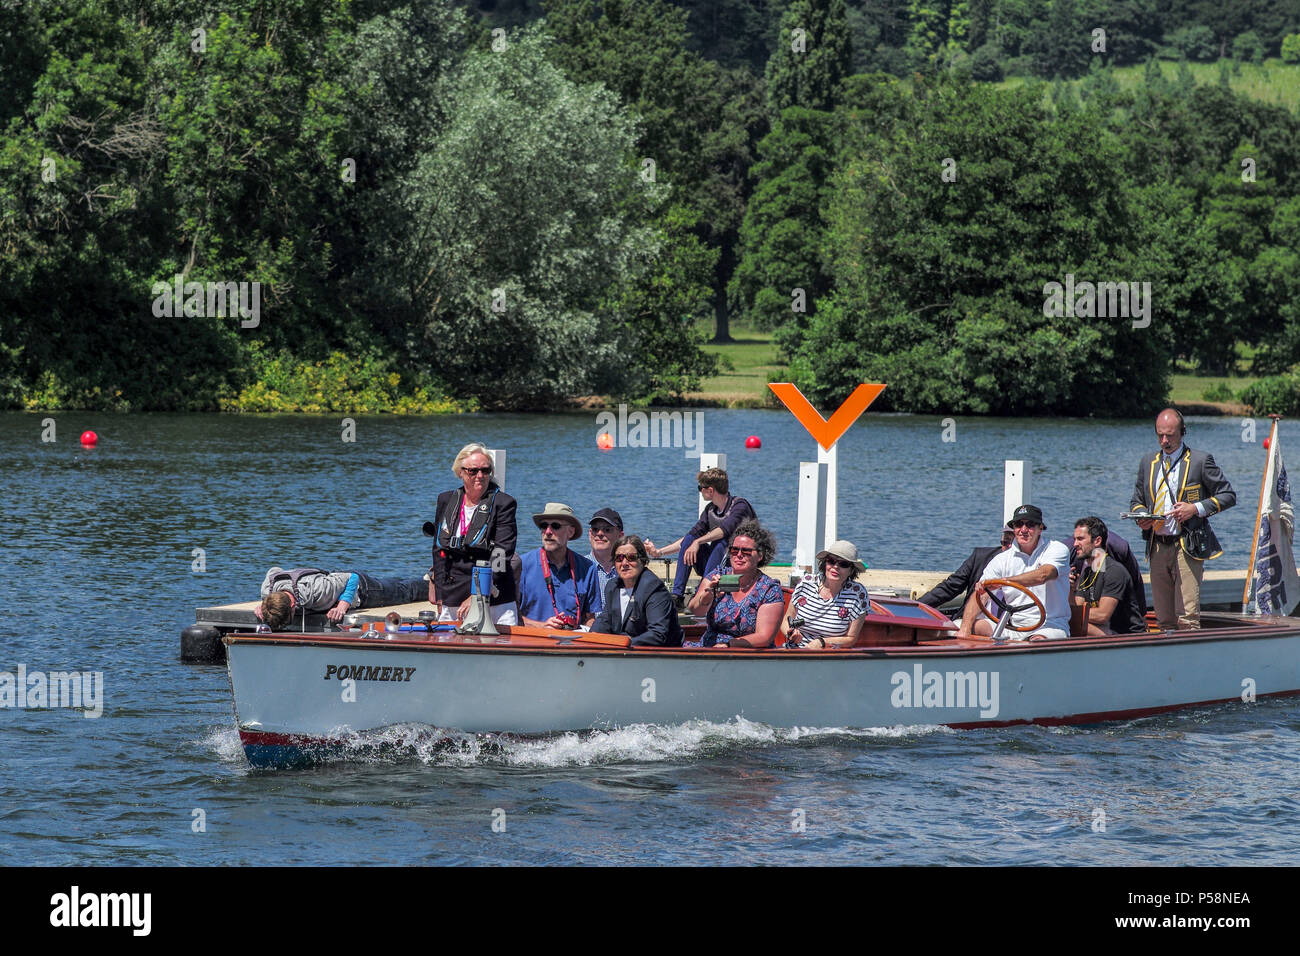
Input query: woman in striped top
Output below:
<box><xmin>782</xmin><ymin>540</ymin><xmax>870</xmax><ymax>649</ymax></box>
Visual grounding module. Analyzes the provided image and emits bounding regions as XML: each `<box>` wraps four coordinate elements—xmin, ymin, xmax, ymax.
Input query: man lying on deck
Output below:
<box><xmin>256</xmin><ymin>567</ymin><xmax>428</xmax><ymax>630</ymax></box>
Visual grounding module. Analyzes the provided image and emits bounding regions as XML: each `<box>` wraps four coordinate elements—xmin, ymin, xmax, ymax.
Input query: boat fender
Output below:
<box><xmin>181</xmin><ymin>624</ymin><xmax>224</xmax><ymax>664</ymax></box>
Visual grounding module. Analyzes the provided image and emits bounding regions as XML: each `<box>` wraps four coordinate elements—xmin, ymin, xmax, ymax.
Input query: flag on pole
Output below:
<box><xmin>1246</xmin><ymin>421</ymin><xmax>1300</xmax><ymax>615</ymax></box>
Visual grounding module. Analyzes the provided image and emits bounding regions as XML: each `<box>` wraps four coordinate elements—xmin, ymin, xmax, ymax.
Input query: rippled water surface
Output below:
<box><xmin>2</xmin><ymin>410</ymin><xmax>1298</xmax><ymax>865</ymax></box>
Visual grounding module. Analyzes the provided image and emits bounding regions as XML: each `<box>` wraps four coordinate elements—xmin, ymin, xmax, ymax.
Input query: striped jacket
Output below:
<box><xmin>1130</xmin><ymin>447</ymin><xmax>1235</xmax><ymax>559</ymax></box>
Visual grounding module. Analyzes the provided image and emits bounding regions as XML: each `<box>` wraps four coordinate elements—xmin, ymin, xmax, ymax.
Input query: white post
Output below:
<box><xmin>1004</xmin><ymin>460</ymin><xmax>1030</xmax><ymax>525</ymax></box>
<box><xmin>698</xmin><ymin>452</ymin><xmax>726</xmax><ymax>517</ymax></box>
<box><xmin>796</xmin><ymin>461</ymin><xmax>828</xmax><ymax>571</ymax></box>
<box><xmin>487</xmin><ymin>448</ymin><xmax>506</xmax><ymax>493</ymax></box>
<box><xmin>818</xmin><ymin>443</ymin><xmax>838</xmax><ymax>544</ymax></box>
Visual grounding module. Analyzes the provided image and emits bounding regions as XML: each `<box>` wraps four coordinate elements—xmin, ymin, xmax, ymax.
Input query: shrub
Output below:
<box><xmin>1240</xmin><ymin>374</ymin><xmax>1300</xmax><ymax>416</ymax></box>
<box><xmin>219</xmin><ymin>349</ymin><xmax>470</xmax><ymax>413</ymax></box>
<box><xmin>1166</xmin><ymin>25</ymin><xmax>1218</xmax><ymax>62</ymax></box>
<box><xmin>1232</xmin><ymin>31</ymin><xmax>1264</xmax><ymax>64</ymax></box>
<box><xmin>969</xmin><ymin>43</ymin><xmax>1004</xmax><ymax>81</ymax></box>
<box><xmin>1283</xmin><ymin>33</ymin><xmax>1300</xmax><ymax>64</ymax></box>
<box><xmin>1002</xmin><ymin>55</ymin><xmax>1034</xmax><ymax>77</ymax></box>
<box><xmin>1201</xmin><ymin>382</ymin><xmax>1237</xmax><ymax>402</ymax></box>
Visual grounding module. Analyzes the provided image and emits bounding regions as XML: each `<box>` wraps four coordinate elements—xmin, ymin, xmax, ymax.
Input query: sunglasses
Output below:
<box><xmin>540</xmin><ymin>521</ymin><xmax>568</xmax><ymax>532</ymax></box>
<box><xmin>613</xmin><ymin>552</ymin><xmax>640</xmax><ymax>565</ymax></box>
<box><xmin>730</xmin><ymin>546</ymin><xmax>758</xmax><ymax>557</ymax></box>
<box><xmin>463</xmin><ymin>466</ymin><xmax>492</xmax><ymax>476</ymax></box>
<box><xmin>825</xmin><ymin>558</ymin><xmax>854</xmax><ymax>569</ymax></box>
<box><xmin>1010</xmin><ymin>520</ymin><xmax>1039</xmax><ymax>529</ymax></box>
<box><xmin>589</xmin><ymin>524</ymin><xmax>615</xmax><ymax>535</ymax></box>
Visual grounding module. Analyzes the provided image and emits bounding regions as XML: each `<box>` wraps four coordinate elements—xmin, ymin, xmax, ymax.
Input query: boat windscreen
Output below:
<box><xmin>873</xmin><ymin>602</ymin><xmax>941</xmax><ymax>621</ymax></box>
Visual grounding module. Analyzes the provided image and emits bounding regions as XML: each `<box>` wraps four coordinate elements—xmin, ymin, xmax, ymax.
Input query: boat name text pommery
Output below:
<box><xmin>323</xmin><ymin>665</ymin><xmax>416</xmax><ymax>682</ymax></box>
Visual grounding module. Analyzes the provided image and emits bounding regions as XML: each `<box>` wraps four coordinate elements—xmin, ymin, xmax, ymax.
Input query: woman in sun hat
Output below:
<box><xmin>781</xmin><ymin>540</ymin><xmax>870</xmax><ymax>649</ymax></box>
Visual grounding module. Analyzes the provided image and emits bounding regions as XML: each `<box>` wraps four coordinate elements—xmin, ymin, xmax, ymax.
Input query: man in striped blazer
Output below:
<box><xmin>1130</xmin><ymin>408</ymin><xmax>1235</xmax><ymax>630</ymax></box>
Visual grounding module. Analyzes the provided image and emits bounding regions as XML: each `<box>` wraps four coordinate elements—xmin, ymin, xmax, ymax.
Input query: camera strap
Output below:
<box><xmin>541</xmin><ymin>548</ymin><xmax>581</xmax><ymax>623</ymax></box>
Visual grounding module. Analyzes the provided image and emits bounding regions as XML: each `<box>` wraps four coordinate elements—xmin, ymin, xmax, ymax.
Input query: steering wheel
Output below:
<box><xmin>975</xmin><ymin>578</ymin><xmax>1046</xmax><ymax>633</ymax></box>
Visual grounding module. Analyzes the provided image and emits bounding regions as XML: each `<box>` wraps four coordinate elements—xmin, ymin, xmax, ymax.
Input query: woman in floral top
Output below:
<box><xmin>686</xmin><ymin>520</ymin><xmax>784</xmax><ymax>648</ymax></box>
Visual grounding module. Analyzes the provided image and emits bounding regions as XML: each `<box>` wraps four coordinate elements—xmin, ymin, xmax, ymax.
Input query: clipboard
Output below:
<box><xmin>1119</xmin><ymin>511</ymin><xmax>1165</xmax><ymax>521</ymax></box>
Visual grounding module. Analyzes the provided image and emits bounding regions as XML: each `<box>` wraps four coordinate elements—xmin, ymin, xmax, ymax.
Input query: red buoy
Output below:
<box><xmin>597</xmin><ymin>432</ymin><xmax>614</xmax><ymax>451</ymax></box>
<box><xmin>745</xmin><ymin>435</ymin><xmax>761</xmax><ymax>449</ymax></box>
<box><xmin>80</xmin><ymin>430</ymin><xmax>98</xmax><ymax>447</ymax></box>
<box><xmin>1264</xmin><ymin>438</ymin><xmax>1271</xmax><ymax>450</ymax></box>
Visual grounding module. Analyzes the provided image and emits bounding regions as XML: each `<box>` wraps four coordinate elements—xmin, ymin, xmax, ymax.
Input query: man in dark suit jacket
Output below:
<box><xmin>591</xmin><ymin>538</ymin><xmax>683</xmax><ymax>647</ymax></box>
<box><xmin>1130</xmin><ymin>408</ymin><xmax>1235</xmax><ymax>630</ymax></box>
<box><xmin>918</xmin><ymin>529</ymin><xmax>1014</xmax><ymax>610</ymax></box>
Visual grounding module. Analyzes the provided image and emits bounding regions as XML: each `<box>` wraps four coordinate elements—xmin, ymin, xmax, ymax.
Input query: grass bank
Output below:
<box><xmin>998</xmin><ymin>59</ymin><xmax>1300</xmax><ymax>111</ymax></box>
<box><xmin>682</xmin><ymin>324</ymin><xmax>1265</xmax><ymax>415</ymax></box>
<box><xmin>688</xmin><ymin>327</ymin><xmax>786</xmax><ymax>407</ymax></box>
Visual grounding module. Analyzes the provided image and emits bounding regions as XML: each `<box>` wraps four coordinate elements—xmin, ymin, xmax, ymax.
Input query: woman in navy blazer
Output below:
<box><xmin>591</xmin><ymin>536</ymin><xmax>683</xmax><ymax>647</ymax></box>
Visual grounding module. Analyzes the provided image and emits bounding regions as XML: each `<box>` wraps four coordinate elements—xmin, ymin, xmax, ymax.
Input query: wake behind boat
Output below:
<box><xmin>226</xmin><ymin>599</ymin><xmax>1300</xmax><ymax>768</ymax></box>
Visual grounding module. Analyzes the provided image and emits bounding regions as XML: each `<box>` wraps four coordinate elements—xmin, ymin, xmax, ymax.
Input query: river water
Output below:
<box><xmin>2</xmin><ymin>409</ymin><xmax>1298</xmax><ymax>865</ymax></box>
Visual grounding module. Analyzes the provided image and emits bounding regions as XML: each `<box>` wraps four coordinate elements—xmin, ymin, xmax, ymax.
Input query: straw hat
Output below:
<box><xmin>532</xmin><ymin>502</ymin><xmax>583</xmax><ymax>537</ymax></box>
<box><xmin>815</xmin><ymin>539</ymin><xmax>867</xmax><ymax>572</ymax></box>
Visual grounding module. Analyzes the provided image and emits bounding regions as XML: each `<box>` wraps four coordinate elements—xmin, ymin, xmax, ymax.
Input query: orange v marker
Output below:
<box><xmin>769</xmin><ymin>383</ymin><xmax>886</xmax><ymax>451</ymax></box>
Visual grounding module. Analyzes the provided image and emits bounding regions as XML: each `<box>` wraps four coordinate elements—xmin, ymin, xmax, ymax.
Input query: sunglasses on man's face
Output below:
<box><xmin>463</xmin><ymin>466</ymin><xmax>492</xmax><ymax>476</ymax></box>
<box><xmin>1011</xmin><ymin>520</ymin><xmax>1039</xmax><ymax>529</ymax></box>
<box><xmin>540</xmin><ymin>522</ymin><xmax>567</xmax><ymax>532</ymax></box>
<box><xmin>613</xmin><ymin>552</ymin><xmax>640</xmax><ymax>565</ymax></box>
<box><xmin>589</xmin><ymin>524</ymin><xmax>615</xmax><ymax>536</ymax></box>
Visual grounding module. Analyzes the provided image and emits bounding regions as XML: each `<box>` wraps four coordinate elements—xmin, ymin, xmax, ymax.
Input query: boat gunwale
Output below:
<box><xmin>223</xmin><ymin>614</ymin><xmax>1300</xmax><ymax>660</ymax></box>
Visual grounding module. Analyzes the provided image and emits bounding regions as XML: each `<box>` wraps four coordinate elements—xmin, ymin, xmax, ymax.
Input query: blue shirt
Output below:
<box><xmin>589</xmin><ymin>553</ymin><xmax>617</xmax><ymax>596</ymax></box>
<box><xmin>517</xmin><ymin>547</ymin><xmax>604</xmax><ymax>623</ymax></box>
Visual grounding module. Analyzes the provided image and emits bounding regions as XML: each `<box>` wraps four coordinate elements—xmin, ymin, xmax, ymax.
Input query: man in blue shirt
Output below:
<box><xmin>518</xmin><ymin>502</ymin><xmax>604</xmax><ymax>628</ymax></box>
<box><xmin>587</xmin><ymin>507</ymin><xmax>623</xmax><ymax>596</ymax></box>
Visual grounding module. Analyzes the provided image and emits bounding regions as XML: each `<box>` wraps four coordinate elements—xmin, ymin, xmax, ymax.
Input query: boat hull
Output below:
<box><xmin>226</xmin><ymin>616</ymin><xmax>1300</xmax><ymax>768</ymax></box>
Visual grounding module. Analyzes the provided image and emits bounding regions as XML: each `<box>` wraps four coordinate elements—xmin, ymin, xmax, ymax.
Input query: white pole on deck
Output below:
<box><xmin>796</xmin><ymin>461</ymin><xmax>828</xmax><ymax>572</ymax></box>
<box><xmin>1004</xmin><ymin>459</ymin><xmax>1030</xmax><ymax>525</ymax></box>
<box><xmin>699</xmin><ymin>452</ymin><xmax>726</xmax><ymax>517</ymax></box>
<box><xmin>818</xmin><ymin>443</ymin><xmax>838</xmax><ymax>544</ymax></box>
<box><xmin>487</xmin><ymin>449</ymin><xmax>506</xmax><ymax>492</ymax></box>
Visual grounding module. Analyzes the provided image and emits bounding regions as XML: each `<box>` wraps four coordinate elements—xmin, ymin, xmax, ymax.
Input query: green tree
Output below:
<box><xmin>1166</xmin><ymin>24</ymin><xmax>1218</xmax><ymax>62</ymax></box>
<box><xmin>542</xmin><ymin>0</ymin><xmax>765</xmax><ymax>343</ymax></box>
<box><xmin>387</xmin><ymin>29</ymin><xmax>661</xmax><ymax>407</ymax></box>
<box><xmin>787</xmin><ymin>76</ymin><xmax>1172</xmax><ymax>416</ymax></box>
<box><xmin>1282</xmin><ymin>33</ymin><xmax>1300</xmax><ymax>64</ymax></box>
<box><xmin>728</xmin><ymin>107</ymin><xmax>837</xmax><ymax>331</ymax></box>
<box><xmin>1031</xmin><ymin>0</ymin><xmax>1089</xmax><ymax>79</ymax></box>
<box><xmin>766</xmin><ymin>0</ymin><xmax>852</xmax><ymax>114</ymax></box>
<box><xmin>1232</xmin><ymin>31</ymin><xmax>1265</xmax><ymax>63</ymax></box>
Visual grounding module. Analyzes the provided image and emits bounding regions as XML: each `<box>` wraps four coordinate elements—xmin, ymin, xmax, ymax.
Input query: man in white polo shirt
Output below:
<box><xmin>955</xmin><ymin>504</ymin><xmax>1071</xmax><ymax>641</ymax></box>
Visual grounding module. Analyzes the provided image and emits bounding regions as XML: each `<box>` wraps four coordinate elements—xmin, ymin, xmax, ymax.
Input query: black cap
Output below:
<box><xmin>589</xmin><ymin>507</ymin><xmax>623</xmax><ymax>532</ymax></box>
<box><xmin>1007</xmin><ymin>504</ymin><xmax>1045</xmax><ymax>528</ymax></box>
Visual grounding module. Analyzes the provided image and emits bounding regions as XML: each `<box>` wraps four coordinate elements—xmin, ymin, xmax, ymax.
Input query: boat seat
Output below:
<box><xmin>1069</xmin><ymin>601</ymin><xmax>1090</xmax><ymax>637</ymax></box>
<box><xmin>774</xmin><ymin>586</ymin><xmax>793</xmax><ymax>647</ymax></box>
